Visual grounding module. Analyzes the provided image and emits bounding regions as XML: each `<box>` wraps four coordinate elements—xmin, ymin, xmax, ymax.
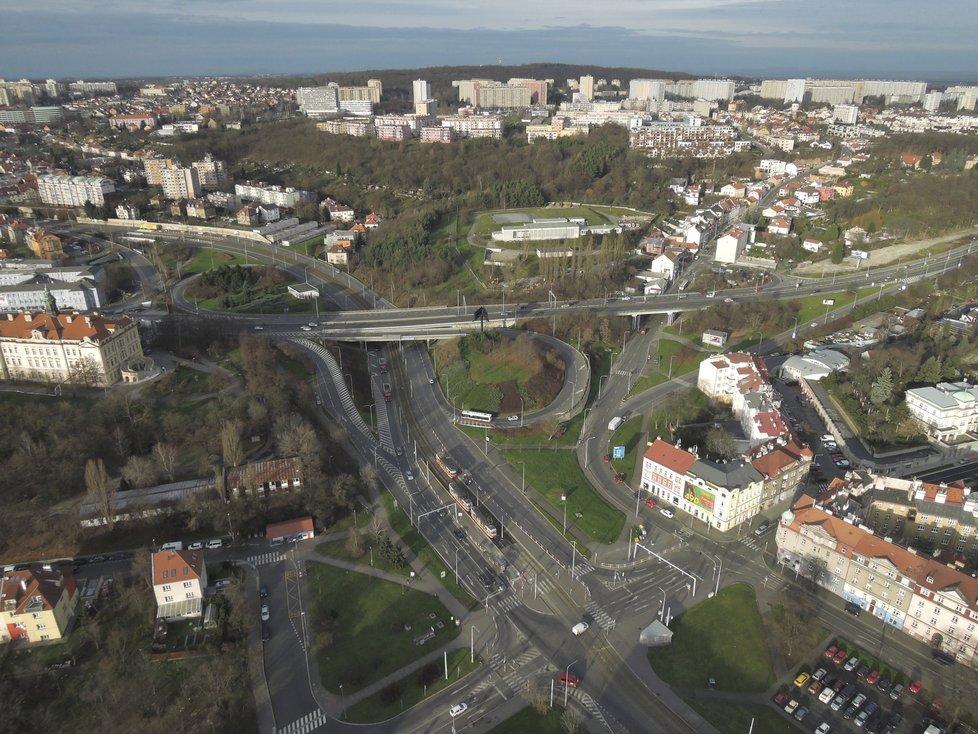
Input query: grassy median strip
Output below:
<box><xmin>307</xmin><ymin>562</ymin><xmax>461</xmax><ymax>694</ymax></box>
<box><xmin>488</xmin><ymin>706</ymin><xmax>568</xmax><ymax>733</ymax></box>
<box><xmin>501</xmin><ymin>449</ymin><xmax>625</xmax><ymax>545</ymax></box>
<box><xmin>344</xmin><ymin>648</ymin><xmax>479</xmax><ymax>723</ymax></box>
<box><xmin>608</xmin><ymin>416</ymin><xmax>644</xmax><ymax>485</ymax></box>
<box><xmin>647</xmin><ymin>584</ymin><xmax>775</xmax><ymax>693</ymax></box>
<box><xmin>383</xmin><ymin>493</ymin><xmax>478</xmax><ymax>610</ymax></box>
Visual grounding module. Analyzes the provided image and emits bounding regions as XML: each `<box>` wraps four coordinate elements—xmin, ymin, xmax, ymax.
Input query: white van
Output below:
<box><xmin>572</xmin><ymin>622</ymin><xmax>589</xmax><ymax>636</ymax></box>
<box><xmin>160</xmin><ymin>541</ymin><xmax>183</xmax><ymax>551</ymax></box>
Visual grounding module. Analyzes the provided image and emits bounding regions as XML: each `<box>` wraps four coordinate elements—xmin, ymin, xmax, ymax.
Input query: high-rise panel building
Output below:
<box><xmin>191</xmin><ymin>154</ymin><xmax>227</xmax><ymax>188</ymax></box>
<box><xmin>922</xmin><ymin>92</ymin><xmax>944</xmax><ymax>113</ymax></box>
<box><xmin>297</xmin><ymin>86</ymin><xmax>339</xmax><ymax>117</ymax></box>
<box><xmin>784</xmin><ymin>79</ymin><xmax>807</xmax><ymax>103</ymax></box>
<box><xmin>579</xmin><ymin>75</ymin><xmax>595</xmax><ymax>101</ymax></box>
<box><xmin>693</xmin><ymin>79</ymin><xmax>735</xmax><ymax>102</ymax></box>
<box><xmin>337</xmin><ymin>85</ymin><xmax>381</xmax><ymax>103</ymax></box>
<box><xmin>832</xmin><ymin>105</ymin><xmax>859</xmax><ymax>125</ymax></box>
<box><xmin>857</xmin><ymin>80</ymin><xmax>927</xmax><ymax>103</ymax></box>
<box><xmin>412</xmin><ymin>79</ymin><xmax>432</xmax><ymax>105</ymax></box>
<box><xmin>508</xmin><ymin>78</ymin><xmax>549</xmax><ymax>105</ymax></box>
<box><xmin>475</xmin><ymin>83</ymin><xmax>532</xmax><ymax>109</ymax></box>
<box><xmin>37</xmin><ymin>174</ymin><xmax>115</xmax><ymax>207</ymax></box>
<box><xmin>628</xmin><ymin>79</ymin><xmax>667</xmax><ymax>102</ymax></box>
<box><xmin>454</xmin><ymin>79</ymin><xmax>494</xmax><ymax>104</ymax></box>
<box><xmin>160</xmin><ymin>166</ymin><xmax>201</xmax><ymax>200</ymax></box>
<box><xmin>759</xmin><ymin>79</ymin><xmax>787</xmax><ymax>100</ymax></box>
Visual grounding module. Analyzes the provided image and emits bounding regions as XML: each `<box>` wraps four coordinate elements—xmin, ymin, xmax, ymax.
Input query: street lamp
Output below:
<box><xmin>714</xmin><ymin>554</ymin><xmax>723</xmax><ymax>596</ymax></box>
<box><xmin>598</xmin><ymin>374</ymin><xmax>609</xmax><ymax>399</ymax></box>
<box><xmin>564</xmin><ymin>660</ymin><xmax>578</xmax><ymax>707</ymax></box>
<box><xmin>583</xmin><ymin>407</ymin><xmax>593</xmax><ymax>433</ymax></box>
<box><xmin>519</xmin><ymin>395</ymin><xmax>525</xmax><ymax>427</ymax></box>
<box><xmin>561</xmin><ymin>494</ymin><xmax>567</xmax><ymax>535</ymax></box>
<box><xmin>518</xmin><ymin>460</ymin><xmax>526</xmax><ymax>494</ymax></box>
<box><xmin>455</xmin><ymin>547</ymin><xmax>462</xmax><ymax>584</ymax></box>
<box><xmin>367</xmin><ymin>403</ymin><xmax>375</xmax><ymax>432</ymax></box>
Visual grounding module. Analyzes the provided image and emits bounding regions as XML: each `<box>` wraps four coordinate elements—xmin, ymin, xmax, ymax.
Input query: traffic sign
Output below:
<box><xmin>613</xmin><ymin>445</ymin><xmax>626</xmax><ymax>459</ymax></box>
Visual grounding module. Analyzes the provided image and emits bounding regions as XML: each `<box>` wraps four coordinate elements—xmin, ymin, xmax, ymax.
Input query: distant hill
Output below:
<box><xmin>251</xmin><ymin>62</ymin><xmax>700</xmax><ymax>103</ymax></box>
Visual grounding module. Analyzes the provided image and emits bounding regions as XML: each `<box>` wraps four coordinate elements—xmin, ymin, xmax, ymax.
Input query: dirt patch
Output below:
<box><xmin>498</xmin><ymin>380</ymin><xmax>522</xmax><ymax>413</ymax></box>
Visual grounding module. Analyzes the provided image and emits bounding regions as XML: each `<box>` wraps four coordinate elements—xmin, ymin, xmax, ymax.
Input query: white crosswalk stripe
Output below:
<box><xmin>740</xmin><ymin>536</ymin><xmax>762</xmax><ymax>551</ymax></box>
<box><xmin>494</xmin><ymin>595</ymin><xmax>521</xmax><ymax>614</ymax></box>
<box><xmin>568</xmin><ymin>688</ymin><xmax>612</xmax><ymax>731</ymax></box>
<box><xmin>585</xmin><ymin>600</ymin><xmax>616</xmax><ymax>630</ymax></box>
<box><xmin>277</xmin><ymin>708</ymin><xmax>328</xmax><ymax>734</ymax></box>
<box><xmin>572</xmin><ymin>561</ymin><xmax>595</xmax><ymax>578</ymax></box>
<box><xmin>248</xmin><ymin>552</ymin><xmax>284</xmax><ymax>566</ymax></box>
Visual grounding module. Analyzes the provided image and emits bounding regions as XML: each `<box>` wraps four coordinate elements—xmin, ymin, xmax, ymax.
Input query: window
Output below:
<box><xmin>185</xmin><ymin>592</ymin><xmax>194</xmax><ymax>598</ymax></box>
<box><xmin>164</xmin><ymin>595</ymin><xmax>173</xmax><ymax>602</ymax></box>
<box><xmin>162</xmin><ymin>584</ymin><xmax>171</xmax><ymax>592</ymax></box>
<box><xmin>183</xmin><ymin>581</ymin><xmax>192</xmax><ymax>588</ymax></box>
<box><xmin>911</xmin><ymin>620</ymin><xmax>919</xmax><ymax>629</ymax></box>
<box><xmin>931</xmin><ymin>618</ymin><xmax>938</xmax><ymax>625</ymax></box>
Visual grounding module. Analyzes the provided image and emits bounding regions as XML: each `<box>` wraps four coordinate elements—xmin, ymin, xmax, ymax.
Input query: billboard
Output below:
<box><xmin>822</xmin><ymin>299</ymin><xmax>835</xmax><ymax>306</ymax></box>
<box><xmin>683</xmin><ymin>484</ymin><xmax>716</xmax><ymax>513</ymax></box>
<box><xmin>612</xmin><ymin>445</ymin><xmax>626</xmax><ymax>460</ymax></box>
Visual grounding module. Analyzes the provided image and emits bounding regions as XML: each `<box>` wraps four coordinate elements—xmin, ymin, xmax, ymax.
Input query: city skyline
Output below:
<box><xmin>2</xmin><ymin>0</ymin><xmax>978</xmax><ymax>81</ymax></box>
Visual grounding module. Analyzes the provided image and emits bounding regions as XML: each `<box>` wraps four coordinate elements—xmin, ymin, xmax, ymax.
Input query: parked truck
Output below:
<box><xmin>608</xmin><ymin>416</ymin><xmax>624</xmax><ymax>431</ymax></box>
<box><xmin>383</xmin><ymin>383</ymin><xmax>392</xmax><ymax>402</ymax></box>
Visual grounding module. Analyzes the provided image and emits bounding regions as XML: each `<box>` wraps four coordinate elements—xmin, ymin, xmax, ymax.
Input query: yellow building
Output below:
<box><xmin>29</xmin><ymin>230</ymin><xmax>64</xmax><ymax>261</ymax></box>
<box><xmin>0</xmin><ymin>566</ymin><xmax>79</xmax><ymax>644</ymax></box>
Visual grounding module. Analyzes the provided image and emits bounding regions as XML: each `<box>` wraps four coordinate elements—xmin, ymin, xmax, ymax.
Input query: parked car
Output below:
<box><xmin>794</xmin><ymin>706</ymin><xmax>809</xmax><ymax>722</ymax></box>
<box><xmin>812</xmin><ymin>667</ymin><xmax>828</xmax><ymax>681</ymax></box>
<box><xmin>754</xmin><ymin>522</ymin><xmax>770</xmax><ymax>536</ymax></box>
<box><xmin>856</xmin><ymin>664</ymin><xmax>870</xmax><ymax>679</ymax></box>
<box><xmin>876</xmin><ymin>677</ymin><xmax>891</xmax><ymax>692</ymax></box>
<box><xmin>784</xmin><ymin>699</ymin><xmax>800</xmax><ymax>715</ymax></box>
<box><xmin>260</xmin><ymin>584</ymin><xmax>268</xmax><ymax>599</ymax></box>
<box><xmin>558</xmin><ymin>673</ymin><xmax>579</xmax><ymax>687</ymax></box>
<box><xmin>824</xmin><ymin>644</ymin><xmax>838</xmax><ymax>659</ymax></box>
<box><xmin>261</xmin><ymin>623</ymin><xmax>270</xmax><ymax>642</ymax></box>
<box><xmin>793</xmin><ymin>672</ymin><xmax>811</xmax><ymax>688</ymax></box>
<box><xmin>645</xmin><ymin>498</ymin><xmax>657</xmax><ymax>508</ymax></box>
<box><xmin>816</xmin><ymin>724</ymin><xmax>832</xmax><ymax>734</ymax></box>
<box><xmin>844</xmin><ymin>656</ymin><xmax>860</xmax><ymax>672</ymax></box>
<box><xmin>206</xmin><ymin>538</ymin><xmax>224</xmax><ymax>549</ymax></box>
<box><xmin>855</xmin><ymin>701</ymin><xmax>878</xmax><ymax>728</ymax></box>
<box><xmin>833</xmin><ymin>648</ymin><xmax>848</xmax><ymax>665</ymax></box>
<box><xmin>866</xmin><ymin>670</ymin><xmax>881</xmax><ymax>686</ymax></box>
<box><xmin>188</xmin><ymin>541</ymin><xmax>204</xmax><ymax>550</ymax></box>
<box><xmin>773</xmin><ymin>691</ymin><xmax>788</xmax><ymax>706</ymax></box>
<box><xmin>909</xmin><ymin>679</ymin><xmax>922</xmax><ymax>694</ymax></box>
<box><xmin>819</xmin><ymin>686</ymin><xmax>837</xmax><ymax>704</ymax></box>
<box><xmin>889</xmin><ymin>683</ymin><xmax>903</xmax><ymax>700</ymax></box>
<box><xmin>808</xmin><ymin>680</ymin><xmax>823</xmax><ymax>695</ymax></box>
<box><xmin>660</xmin><ymin>508</ymin><xmax>675</xmax><ymax>518</ymax></box>
<box><xmin>260</xmin><ymin>604</ymin><xmax>269</xmax><ymax>621</ymax></box>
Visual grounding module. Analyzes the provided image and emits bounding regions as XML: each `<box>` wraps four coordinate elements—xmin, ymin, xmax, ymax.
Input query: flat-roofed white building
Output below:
<box><xmin>906</xmin><ymin>382</ymin><xmax>978</xmax><ymax>442</ymax></box>
<box><xmin>37</xmin><ymin>173</ymin><xmax>115</xmax><ymax>207</ymax></box>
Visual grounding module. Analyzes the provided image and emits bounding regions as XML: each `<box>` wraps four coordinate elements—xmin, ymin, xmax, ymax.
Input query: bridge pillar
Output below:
<box><xmin>666</xmin><ymin>311</ymin><xmax>676</xmax><ymax>326</ymax></box>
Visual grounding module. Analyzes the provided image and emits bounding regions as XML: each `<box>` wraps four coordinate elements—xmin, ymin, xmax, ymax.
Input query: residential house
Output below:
<box><xmin>151</xmin><ymin>549</ymin><xmax>207</xmax><ymax>620</ymax></box>
<box><xmin>906</xmin><ymin>381</ymin><xmax>978</xmax><ymax>442</ymax></box>
<box><xmin>900</xmin><ymin>153</ymin><xmax>924</xmax><ymax>169</ymax></box>
<box><xmin>364</xmin><ymin>212</ymin><xmax>382</xmax><ymax>229</ymax></box>
<box><xmin>747</xmin><ymin>438</ymin><xmax>813</xmax><ymax>512</ymax></box>
<box><xmin>801</xmin><ymin>238</ymin><xmax>824</xmax><ymax>254</ymax></box>
<box><xmin>0</xmin><ymin>566</ymin><xmax>79</xmax><ymax>644</ymax></box>
<box><xmin>326</xmin><ymin>245</ymin><xmax>350</xmax><ymax>266</ymax></box>
<box><xmin>648</xmin><ymin>252</ymin><xmax>679</xmax><ymax>281</ymax></box>
<box><xmin>237</xmin><ymin>206</ymin><xmax>259</xmax><ymax>226</ymax></box>
<box><xmin>715</xmin><ymin>225</ymin><xmax>749</xmax><ymax>264</ymax></box>
<box><xmin>768</xmin><ymin>216</ymin><xmax>791</xmax><ymax>236</ymax></box>
<box><xmin>29</xmin><ymin>230</ymin><xmax>64</xmax><ymax>261</ymax></box>
<box><xmin>719</xmin><ymin>182</ymin><xmax>747</xmax><ymax>198</ymax></box>
<box><xmin>185</xmin><ymin>198</ymin><xmax>216</xmax><ymax>220</ymax></box>
<box><xmin>326</xmin><ymin>200</ymin><xmax>355</xmax><ymax>223</ymax></box>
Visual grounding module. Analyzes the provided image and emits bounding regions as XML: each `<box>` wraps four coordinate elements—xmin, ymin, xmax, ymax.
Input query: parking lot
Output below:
<box><xmin>771</xmin><ymin>639</ymin><xmax>926</xmax><ymax>734</ymax></box>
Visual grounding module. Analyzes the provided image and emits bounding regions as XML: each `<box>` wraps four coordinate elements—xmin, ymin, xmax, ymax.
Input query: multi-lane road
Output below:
<box><xmin>57</xmin><ymin>220</ymin><xmax>978</xmax><ymax>732</ymax></box>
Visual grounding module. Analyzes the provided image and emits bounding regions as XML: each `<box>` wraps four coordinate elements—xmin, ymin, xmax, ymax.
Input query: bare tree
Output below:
<box><xmin>85</xmin><ymin>458</ymin><xmax>113</xmax><ymax>527</ymax></box>
<box><xmin>153</xmin><ymin>442</ymin><xmax>178</xmax><ymax>481</ymax></box>
<box><xmin>121</xmin><ymin>455</ymin><xmax>159</xmax><ymax>489</ymax></box>
<box><xmin>111</xmin><ymin>425</ymin><xmax>130</xmax><ymax>461</ymax></box>
<box><xmin>221</xmin><ymin>419</ymin><xmax>244</xmax><ymax>468</ymax></box>
<box><xmin>561</xmin><ymin>706</ymin><xmax>584</xmax><ymax>734</ymax></box>
<box><xmin>523</xmin><ymin>678</ymin><xmax>549</xmax><ymax>716</ymax></box>
<box><xmin>345</xmin><ymin>526</ymin><xmax>364</xmax><ymax>559</ymax></box>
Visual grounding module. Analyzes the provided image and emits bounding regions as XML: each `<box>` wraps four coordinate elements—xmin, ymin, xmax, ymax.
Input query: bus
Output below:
<box><xmin>436</xmin><ymin>454</ymin><xmax>459</xmax><ymax>479</ymax></box>
<box><xmin>459</xmin><ymin>409</ymin><xmax>494</xmax><ymax>425</ymax></box>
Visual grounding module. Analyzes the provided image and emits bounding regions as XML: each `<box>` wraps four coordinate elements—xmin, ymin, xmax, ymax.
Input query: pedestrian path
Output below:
<box><xmin>585</xmin><ymin>600</ymin><xmax>616</xmax><ymax>631</ymax></box>
<box><xmin>494</xmin><ymin>594</ymin><xmax>521</xmax><ymax>614</ymax></box>
<box><xmin>248</xmin><ymin>552</ymin><xmax>285</xmax><ymax>566</ymax></box>
<box><xmin>572</xmin><ymin>560</ymin><xmax>595</xmax><ymax>578</ymax></box>
<box><xmin>276</xmin><ymin>708</ymin><xmax>327</xmax><ymax>734</ymax></box>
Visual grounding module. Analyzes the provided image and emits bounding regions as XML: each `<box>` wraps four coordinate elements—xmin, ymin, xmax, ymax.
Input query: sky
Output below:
<box><xmin>3</xmin><ymin>0</ymin><xmax>977</xmax><ymax>82</ymax></box>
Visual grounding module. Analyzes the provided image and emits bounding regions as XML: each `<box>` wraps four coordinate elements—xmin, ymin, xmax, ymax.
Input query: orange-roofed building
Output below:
<box><xmin>777</xmin><ymin>496</ymin><xmax>978</xmax><ymax>666</ymax></box>
<box><xmin>747</xmin><ymin>437</ymin><xmax>813</xmax><ymax>511</ymax></box>
<box><xmin>151</xmin><ymin>549</ymin><xmax>207</xmax><ymax>620</ymax></box>
<box><xmin>0</xmin><ymin>566</ymin><xmax>79</xmax><ymax>644</ymax></box>
<box><xmin>266</xmin><ymin>516</ymin><xmax>315</xmax><ymax>545</ymax></box>
<box><xmin>0</xmin><ymin>304</ymin><xmax>143</xmax><ymax>386</ymax></box>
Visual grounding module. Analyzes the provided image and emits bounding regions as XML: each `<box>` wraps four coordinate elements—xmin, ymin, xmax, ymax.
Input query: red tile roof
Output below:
<box><xmin>0</xmin><ymin>311</ymin><xmax>131</xmax><ymax>343</ymax></box>
<box><xmin>1</xmin><ymin>566</ymin><xmax>75</xmax><ymax>614</ymax></box>
<box><xmin>644</xmin><ymin>438</ymin><xmax>696</xmax><ymax>474</ymax></box>
<box><xmin>152</xmin><ymin>549</ymin><xmax>204</xmax><ymax>586</ymax></box>
<box><xmin>266</xmin><ymin>516</ymin><xmax>314</xmax><ymax>539</ymax></box>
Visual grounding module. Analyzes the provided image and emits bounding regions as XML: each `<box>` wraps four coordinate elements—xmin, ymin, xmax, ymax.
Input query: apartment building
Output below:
<box><xmin>777</xmin><ymin>497</ymin><xmax>978</xmax><ymax>666</ymax></box>
<box><xmin>628</xmin><ymin>79</ymin><xmax>667</xmax><ymax>102</ymax></box>
<box><xmin>337</xmin><ymin>84</ymin><xmax>381</xmax><ymax>104</ymax></box>
<box><xmin>160</xmin><ymin>165</ymin><xmax>201</xmax><ymax>200</ymax></box>
<box><xmin>508</xmin><ymin>78</ymin><xmax>549</xmax><ymax>105</ymax></box>
<box><xmin>191</xmin><ymin>154</ymin><xmax>227</xmax><ymax>187</ymax></box>
<box><xmin>152</xmin><ymin>549</ymin><xmax>207</xmax><ymax>620</ymax></box>
<box><xmin>0</xmin><ymin>566</ymin><xmax>79</xmax><ymax>644</ymax></box>
<box><xmin>629</xmin><ymin>122</ymin><xmax>745</xmax><ymax>158</ymax></box>
<box><xmin>297</xmin><ymin>86</ymin><xmax>339</xmax><ymax>117</ymax></box>
<box><xmin>476</xmin><ymin>83</ymin><xmax>532</xmax><ymax>109</ymax></box>
<box><xmin>693</xmin><ymin>79</ymin><xmax>735</xmax><ymax>102</ymax></box>
<box><xmin>413</xmin><ymin>79</ymin><xmax>432</xmax><ymax>105</ymax></box>
<box><xmin>0</xmin><ymin>307</ymin><xmax>142</xmax><ymax>386</ymax></box>
<box><xmin>316</xmin><ymin>118</ymin><xmax>376</xmax><ymax>137</ymax></box>
<box><xmin>29</xmin><ymin>230</ymin><xmax>64</xmax><ymax>261</ymax></box>
<box><xmin>579</xmin><ymin>75</ymin><xmax>595</xmax><ymax>101</ymax></box>
<box><xmin>439</xmin><ymin>115</ymin><xmax>504</xmax><ymax>140</ymax></box>
<box><xmin>37</xmin><ymin>173</ymin><xmax>115</xmax><ymax>207</ymax></box>
<box><xmin>234</xmin><ymin>181</ymin><xmax>315</xmax><ymax>208</ymax></box>
<box><xmin>905</xmin><ymin>381</ymin><xmax>978</xmax><ymax>441</ymax></box>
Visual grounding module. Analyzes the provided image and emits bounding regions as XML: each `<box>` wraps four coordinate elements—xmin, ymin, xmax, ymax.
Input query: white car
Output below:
<box><xmin>507</xmin><ymin>415</ymin><xmax>519</xmax><ymax>422</ymax></box>
<box><xmin>571</xmin><ymin>622</ymin><xmax>589</xmax><ymax>636</ymax></box>
<box><xmin>307</xmin><ymin>322</ymin><xmax>317</xmax><ymax>327</ymax></box>
<box><xmin>260</xmin><ymin>604</ymin><xmax>270</xmax><ymax>621</ymax></box>
<box><xmin>300</xmin><ymin>325</ymin><xmax>313</xmax><ymax>331</ymax></box>
<box><xmin>406</xmin><ymin>470</ymin><xmax>414</xmax><ymax>481</ymax></box>
<box><xmin>449</xmin><ymin>703</ymin><xmax>468</xmax><ymax>717</ymax></box>
<box><xmin>620</xmin><ymin>296</ymin><xmax>631</xmax><ymax>301</ymax></box>
<box><xmin>660</xmin><ymin>508</ymin><xmax>675</xmax><ymax>519</ymax></box>
<box><xmin>188</xmin><ymin>541</ymin><xmax>204</xmax><ymax>550</ymax></box>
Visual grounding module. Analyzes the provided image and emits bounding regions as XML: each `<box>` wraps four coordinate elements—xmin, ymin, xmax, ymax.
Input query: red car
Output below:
<box><xmin>602</xmin><ymin>454</ymin><xmax>611</xmax><ymax>464</ymax></box>
<box><xmin>772</xmin><ymin>691</ymin><xmax>788</xmax><ymax>706</ymax></box>
<box><xmin>909</xmin><ymin>679</ymin><xmax>923</xmax><ymax>694</ymax></box>
<box><xmin>824</xmin><ymin>644</ymin><xmax>838</xmax><ymax>659</ymax></box>
<box><xmin>613</xmin><ymin>474</ymin><xmax>625</xmax><ymax>484</ymax></box>
<box><xmin>639</xmin><ymin>327</ymin><xmax>649</xmax><ymax>335</ymax></box>
<box><xmin>866</xmin><ymin>670</ymin><xmax>880</xmax><ymax>686</ymax></box>
<box><xmin>559</xmin><ymin>673</ymin><xmax>580</xmax><ymax>688</ymax></box>
<box><xmin>832</xmin><ymin>649</ymin><xmax>848</xmax><ymax>665</ymax></box>
<box><xmin>645</xmin><ymin>498</ymin><xmax>657</xmax><ymax>508</ymax></box>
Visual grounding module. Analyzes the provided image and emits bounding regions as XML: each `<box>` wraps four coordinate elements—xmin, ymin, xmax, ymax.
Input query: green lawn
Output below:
<box><xmin>306</xmin><ymin>562</ymin><xmax>461</xmax><ymax>694</ymax></box>
<box><xmin>315</xmin><ymin>536</ymin><xmax>411</xmax><ymax>577</ymax></box>
<box><xmin>183</xmin><ymin>248</ymin><xmax>249</xmax><ymax>274</ymax></box>
<box><xmin>383</xmin><ymin>493</ymin><xmax>478</xmax><ymax>609</ymax></box>
<box><xmin>344</xmin><ymin>648</ymin><xmax>480</xmax><ymax>723</ymax></box>
<box><xmin>609</xmin><ymin>416</ymin><xmax>644</xmax><ymax>485</ymax></box>
<box><xmin>656</xmin><ymin>339</ymin><xmax>710</xmax><ymax>379</ymax></box>
<box><xmin>647</xmin><ymin>584</ymin><xmax>775</xmax><ymax>692</ymax></box>
<box><xmin>501</xmin><ymin>449</ymin><xmax>625</xmax><ymax>544</ymax></box>
<box><xmin>198</xmin><ymin>283</ymin><xmax>319</xmax><ymax>314</ymax></box>
<box><xmin>488</xmin><ymin>705</ymin><xmax>568</xmax><ymax>734</ymax></box>
<box><xmin>686</xmin><ymin>700</ymin><xmax>792</xmax><ymax>734</ymax></box>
